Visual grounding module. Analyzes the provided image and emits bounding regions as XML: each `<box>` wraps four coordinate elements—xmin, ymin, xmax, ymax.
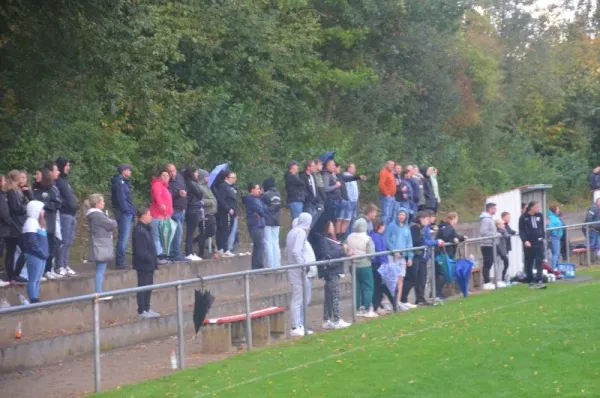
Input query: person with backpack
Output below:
<box><xmin>261</xmin><ymin>177</ymin><xmax>281</xmax><ymax>268</ymax></box>
<box><xmin>85</xmin><ymin>194</ymin><xmax>117</xmax><ymax>293</ymax></box>
<box><xmin>519</xmin><ymin>201</ymin><xmax>547</xmax><ymax>289</ymax></box>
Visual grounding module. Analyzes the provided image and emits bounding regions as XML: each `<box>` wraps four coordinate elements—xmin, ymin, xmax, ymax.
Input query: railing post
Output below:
<box><xmin>565</xmin><ymin>227</ymin><xmax>570</xmax><ymax>264</ymax></box>
<box><xmin>93</xmin><ymin>297</ymin><xmax>101</xmax><ymax>393</ymax></box>
<box><xmin>244</xmin><ymin>273</ymin><xmax>252</xmax><ymax>350</ymax></box>
<box><xmin>176</xmin><ymin>284</ymin><xmax>185</xmax><ymax>370</ymax></box>
<box><xmin>351</xmin><ymin>262</ymin><xmax>357</xmax><ymax>323</ymax></box>
<box><xmin>586</xmin><ymin>227</ymin><xmax>592</xmax><ymax>267</ymax></box>
<box><xmin>492</xmin><ymin>237</ymin><xmax>498</xmax><ymax>289</ymax></box>
<box><xmin>301</xmin><ymin>266</ymin><xmax>308</xmax><ymax>336</ymax></box>
<box><xmin>429</xmin><ymin>247</ymin><xmax>437</xmax><ymax>302</ymax></box>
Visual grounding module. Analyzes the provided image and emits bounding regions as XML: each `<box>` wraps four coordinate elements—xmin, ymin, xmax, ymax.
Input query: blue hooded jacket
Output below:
<box><xmin>384</xmin><ymin>208</ymin><xmax>414</xmax><ymax>259</ymax></box>
<box><xmin>547</xmin><ymin>210</ymin><xmax>564</xmax><ymax>238</ymax></box>
<box><xmin>369</xmin><ymin>230</ymin><xmax>389</xmax><ymax>265</ymax></box>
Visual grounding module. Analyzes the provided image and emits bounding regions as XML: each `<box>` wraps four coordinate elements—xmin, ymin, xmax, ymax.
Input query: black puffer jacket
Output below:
<box><xmin>56</xmin><ymin>174</ymin><xmax>78</xmax><ymax>216</ymax></box>
<box><xmin>419</xmin><ymin>166</ymin><xmax>437</xmax><ymax>210</ymax></box>
<box><xmin>315</xmin><ymin>234</ymin><xmax>345</xmax><ymax>278</ymax></box>
<box><xmin>7</xmin><ymin>189</ymin><xmax>31</xmax><ymax>238</ymax></box>
<box><xmin>185</xmin><ymin>178</ymin><xmax>204</xmax><ymax>214</ymax></box>
<box><xmin>284</xmin><ymin>172</ymin><xmax>306</xmax><ymax>204</ymax></box>
<box><xmin>216</xmin><ymin>182</ymin><xmax>238</xmax><ymax>215</ymax></box>
<box><xmin>435</xmin><ymin>221</ymin><xmax>465</xmax><ymax>259</ymax></box>
<box><xmin>132</xmin><ymin>222</ymin><xmax>158</xmax><ymax>272</ymax></box>
<box><xmin>0</xmin><ymin>191</ymin><xmax>15</xmax><ymax>238</ymax></box>
<box><xmin>261</xmin><ymin>177</ymin><xmax>281</xmax><ymax>227</ymax></box>
<box><xmin>169</xmin><ymin>173</ymin><xmax>188</xmax><ymax>212</ymax></box>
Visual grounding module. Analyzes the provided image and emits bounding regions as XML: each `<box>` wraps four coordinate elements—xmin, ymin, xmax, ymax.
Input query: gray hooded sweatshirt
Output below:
<box><xmin>479</xmin><ymin>211</ymin><xmax>500</xmax><ymax>247</ymax></box>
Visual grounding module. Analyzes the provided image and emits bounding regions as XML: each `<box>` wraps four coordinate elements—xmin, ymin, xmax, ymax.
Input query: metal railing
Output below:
<box><xmin>0</xmin><ymin>221</ymin><xmax>595</xmax><ymax>392</ymax></box>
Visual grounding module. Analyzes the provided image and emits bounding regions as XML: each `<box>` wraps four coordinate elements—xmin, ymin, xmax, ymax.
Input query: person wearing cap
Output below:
<box><xmin>196</xmin><ymin>169</ymin><xmax>217</xmax><ymax>258</ymax></box>
<box><xmin>284</xmin><ymin>160</ymin><xmax>306</xmax><ymax>221</ymax></box>
<box><xmin>111</xmin><ymin>164</ymin><xmax>137</xmax><ymax>269</ymax></box>
<box><xmin>55</xmin><ymin>156</ymin><xmax>78</xmax><ymax>276</ymax></box>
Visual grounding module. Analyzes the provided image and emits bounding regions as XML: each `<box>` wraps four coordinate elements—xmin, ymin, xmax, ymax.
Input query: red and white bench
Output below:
<box><xmin>199</xmin><ymin>306</ymin><xmax>287</xmax><ymax>354</ymax></box>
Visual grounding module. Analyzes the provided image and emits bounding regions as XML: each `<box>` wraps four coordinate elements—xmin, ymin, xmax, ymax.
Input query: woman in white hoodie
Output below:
<box><xmin>22</xmin><ymin>200</ymin><xmax>49</xmax><ymax>303</ymax></box>
<box><xmin>86</xmin><ymin>194</ymin><xmax>117</xmax><ymax>293</ymax></box>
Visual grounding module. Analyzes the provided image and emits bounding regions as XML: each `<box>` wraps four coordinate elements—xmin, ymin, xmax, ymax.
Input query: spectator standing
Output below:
<box><xmin>150</xmin><ymin>170</ymin><xmax>172</xmax><ymax>264</ymax></box>
<box><xmin>342</xmin><ymin>162</ymin><xmax>362</xmax><ymax>235</ymax></box>
<box><xmin>479</xmin><ymin>202</ymin><xmax>499</xmax><ymax>290</ymax></box>
<box><xmin>284</xmin><ymin>160</ymin><xmax>306</xmax><ymax>221</ymax></box>
<box><xmin>547</xmin><ymin>204</ymin><xmax>564</xmax><ymax>269</ymax></box>
<box><xmin>420</xmin><ymin>166</ymin><xmax>438</xmax><ymax>213</ymax></box>
<box><xmin>300</xmin><ymin>160</ymin><xmax>319</xmax><ymax>217</ymax></box>
<box><xmin>435</xmin><ymin>212</ymin><xmax>466</xmax><ymax>299</ymax></box>
<box><xmin>166</xmin><ymin>164</ymin><xmax>187</xmax><ymax>262</ymax></box>
<box><xmin>55</xmin><ymin>157</ymin><xmax>78</xmax><ymax>276</ymax></box>
<box><xmin>86</xmin><ymin>194</ymin><xmax>117</xmax><ymax>293</ymax></box>
<box><xmin>132</xmin><ymin>207</ymin><xmax>160</xmax><ymax>318</ymax></box>
<box><xmin>196</xmin><ymin>169</ymin><xmax>217</xmax><ymax>259</ymax></box>
<box><xmin>313</xmin><ymin>160</ymin><xmax>326</xmax><ymax>208</ymax></box>
<box><xmin>286</xmin><ymin>212</ymin><xmax>315</xmax><ymax>337</ymax></box>
<box><xmin>431</xmin><ymin>168</ymin><xmax>441</xmax><ymax>207</ymax></box>
<box><xmin>494</xmin><ymin>219</ymin><xmax>509</xmax><ymax>288</ymax></box>
<box><xmin>215</xmin><ymin>171</ymin><xmax>238</xmax><ymax>257</ymax></box>
<box><xmin>243</xmin><ymin>183</ymin><xmax>267</xmax><ymax>269</ymax></box>
<box><xmin>347</xmin><ymin>218</ymin><xmax>378</xmax><ymax>318</ymax></box>
<box><xmin>183</xmin><ymin>167</ymin><xmax>204</xmax><ymax>262</ymax></box>
<box><xmin>589</xmin><ymin>166</ymin><xmax>600</xmax><ymax>192</ymax></box>
<box><xmin>354</xmin><ymin>203</ymin><xmax>379</xmax><ymax>235</ymax></box>
<box><xmin>32</xmin><ymin>163</ymin><xmax>63</xmax><ymax>279</ymax></box>
<box><xmin>261</xmin><ymin>177</ymin><xmax>282</xmax><ymax>268</ymax></box>
<box><xmin>6</xmin><ymin>170</ymin><xmax>31</xmax><ymax>283</ymax></box>
<box><xmin>405</xmin><ymin>165</ymin><xmax>420</xmax><ymax>216</ymax></box>
<box><xmin>583</xmin><ymin>198</ymin><xmax>600</xmax><ymax>255</ymax></box>
<box><xmin>319</xmin><ymin>221</ymin><xmax>351</xmax><ymax>329</ymax></box>
<box><xmin>519</xmin><ymin>201</ymin><xmax>547</xmax><ymax>289</ymax></box>
<box><xmin>0</xmin><ymin>175</ymin><xmax>13</xmax><ymax>287</ymax></box>
<box><xmin>500</xmin><ymin>212</ymin><xmax>516</xmax><ymax>281</ymax></box>
<box><xmin>322</xmin><ymin>159</ymin><xmax>343</xmax><ymax>224</ymax></box>
<box><xmin>111</xmin><ymin>164</ymin><xmax>136</xmax><ymax>269</ymax></box>
<box><xmin>384</xmin><ymin>209</ymin><xmax>414</xmax><ymax>311</ymax></box>
<box><xmin>22</xmin><ymin>200</ymin><xmax>48</xmax><ymax>302</ymax></box>
<box><xmin>378</xmin><ymin>161</ymin><xmax>396</xmax><ymax>225</ymax></box>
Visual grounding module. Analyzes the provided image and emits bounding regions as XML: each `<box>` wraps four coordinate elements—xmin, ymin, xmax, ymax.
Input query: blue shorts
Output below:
<box><xmin>335</xmin><ymin>200</ymin><xmax>348</xmax><ymax>220</ymax></box>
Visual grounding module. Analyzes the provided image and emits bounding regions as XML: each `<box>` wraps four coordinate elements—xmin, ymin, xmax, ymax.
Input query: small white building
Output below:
<box><xmin>485</xmin><ymin>184</ymin><xmax>552</xmax><ymax>278</ymax></box>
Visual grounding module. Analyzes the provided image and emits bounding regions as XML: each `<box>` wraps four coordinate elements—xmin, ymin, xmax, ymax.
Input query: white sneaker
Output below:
<box><xmin>291</xmin><ymin>327</ymin><xmax>305</xmax><ymax>337</ymax></box>
<box><xmin>0</xmin><ymin>280</ymin><xmax>10</xmax><ymax>287</ymax></box>
<box><xmin>139</xmin><ymin>311</ymin><xmax>152</xmax><ymax>319</ymax></box>
<box><xmin>376</xmin><ymin>307</ymin><xmax>390</xmax><ymax>316</ymax></box>
<box><xmin>185</xmin><ymin>254</ymin><xmax>202</xmax><ymax>262</ymax></box>
<box><xmin>397</xmin><ymin>302</ymin><xmax>411</xmax><ymax>311</ymax></box>
<box><xmin>51</xmin><ymin>270</ymin><xmax>64</xmax><ymax>279</ymax></box>
<box><xmin>66</xmin><ymin>266</ymin><xmax>77</xmax><ymax>276</ymax></box>
<box><xmin>381</xmin><ymin>301</ymin><xmax>393</xmax><ymax>312</ymax></box>
<box><xmin>322</xmin><ymin>320</ymin><xmax>335</xmax><ymax>330</ymax></box>
<box><xmin>356</xmin><ymin>307</ymin><xmax>366</xmax><ymax>317</ymax></box>
<box><xmin>333</xmin><ymin>319</ymin><xmax>351</xmax><ymax>329</ymax></box>
<box><xmin>45</xmin><ymin>272</ymin><xmax>57</xmax><ymax>280</ymax></box>
<box><xmin>58</xmin><ymin>267</ymin><xmax>68</xmax><ymax>276</ymax></box>
<box><xmin>363</xmin><ymin>308</ymin><xmax>379</xmax><ymax>318</ymax></box>
<box><xmin>40</xmin><ymin>276</ymin><xmax>47</xmax><ymax>282</ymax></box>
<box><xmin>405</xmin><ymin>302</ymin><xmax>418</xmax><ymax>309</ymax></box>
<box><xmin>497</xmin><ymin>281</ymin><xmax>506</xmax><ymax>288</ymax></box>
<box><xmin>222</xmin><ymin>251</ymin><xmax>235</xmax><ymax>257</ymax></box>
<box><xmin>483</xmin><ymin>283</ymin><xmax>496</xmax><ymax>290</ymax></box>
<box><xmin>147</xmin><ymin>309</ymin><xmax>161</xmax><ymax>317</ymax></box>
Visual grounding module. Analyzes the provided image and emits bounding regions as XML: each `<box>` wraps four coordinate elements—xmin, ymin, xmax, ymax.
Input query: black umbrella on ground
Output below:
<box><xmin>193</xmin><ymin>278</ymin><xmax>215</xmax><ymax>338</ymax></box>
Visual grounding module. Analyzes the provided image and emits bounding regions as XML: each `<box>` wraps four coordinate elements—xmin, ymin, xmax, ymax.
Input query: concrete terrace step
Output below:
<box><xmin>0</xmin><ymin>270</ymin><xmax>297</xmax><ymax>346</ymax></box>
<box><xmin>0</xmin><ymin>255</ymin><xmax>254</xmax><ymax>305</ymax></box>
<box><xmin>0</xmin><ymin>278</ymin><xmax>354</xmax><ymax>373</ymax></box>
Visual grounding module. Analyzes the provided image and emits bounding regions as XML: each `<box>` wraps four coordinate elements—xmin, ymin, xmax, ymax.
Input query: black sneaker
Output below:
<box><xmin>416</xmin><ymin>300</ymin><xmax>432</xmax><ymax>307</ymax></box>
<box><xmin>115</xmin><ymin>264</ymin><xmax>130</xmax><ymax>270</ymax></box>
<box><xmin>169</xmin><ymin>256</ymin><xmax>191</xmax><ymax>263</ymax></box>
<box><xmin>13</xmin><ymin>277</ymin><xmax>28</xmax><ymax>285</ymax></box>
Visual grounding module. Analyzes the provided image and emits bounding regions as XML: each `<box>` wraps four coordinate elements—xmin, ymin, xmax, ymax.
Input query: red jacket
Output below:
<box><xmin>378</xmin><ymin>168</ymin><xmax>396</xmax><ymax>197</ymax></box>
<box><xmin>150</xmin><ymin>177</ymin><xmax>173</xmax><ymax>219</ymax></box>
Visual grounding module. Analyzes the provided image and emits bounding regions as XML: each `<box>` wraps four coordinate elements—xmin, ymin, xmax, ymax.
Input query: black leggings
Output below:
<box><xmin>185</xmin><ymin>211</ymin><xmax>200</xmax><ymax>256</ymax></box>
<box><xmin>524</xmin><ymin>244</ymin><xmax>544</xmax><ymax>283</ymax></box>
<box><xmin>44</xmin><ymin>233</ymin><xmax>57</xmax><ymax>273</ymax></box>
<box><xmin>5</xmin><ymin>237</ymin><xmax>25</xmax><ymax>281</ymax></box>
<box><xmin>371</xmin><ymin>264</ymin><xmax>396</xmax><ymax>311</ymax></box>
<box><xmin>216</xmin><ymin>213</ymin><xmax>231</xmax><ymax>252</ymax></box>
<box><xmin>481</xmin><ymin>246</ymin><xmax>494</xmax><ymax>284</ymax></box>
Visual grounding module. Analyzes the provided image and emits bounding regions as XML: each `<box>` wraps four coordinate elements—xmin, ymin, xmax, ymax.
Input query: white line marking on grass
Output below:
<box><xmin>197</xmin><ymin>283</ymin><xmax>593</xmax><ymax>397</ymax></box>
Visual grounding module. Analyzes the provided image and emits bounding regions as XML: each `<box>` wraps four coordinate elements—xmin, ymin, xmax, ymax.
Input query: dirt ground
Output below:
<box><xmin>0</xmin><ymin>301</ymin><xmax>357</xmax><ymax>397</ymax></box>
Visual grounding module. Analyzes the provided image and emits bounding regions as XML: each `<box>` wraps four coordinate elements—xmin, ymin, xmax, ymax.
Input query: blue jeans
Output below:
<box><xmin>95</xmin><ymin>262</ymin><xmax>107</xmax><ymax>293</ymax></box>
<box><xmin>227</xmin><ymin>216</ymin><xmax>238</xmax><ymax>253</ymax></box>
<box><xmin>550</xmin><ymin>235</ymin><xmax>561</xmax><ymax>269</ymax></box>
<box><xmin>57</xmin><ymin>214</ymin><xmax>76</xmax><ymax>268</ymax></box>
<box><xmin>288</xmin><ymin>202</ymin><xmax>303</xmax><ymax>221</ymax></box>
<box><xmin>263</xmin><ymin>226</ymin><xmax>281</xmax><ymax>268</ymax></box>
<box><xmin>115</xmin><ymin>211</ymin><xmax>133</xmax><ymax>266</ymax></box>
<box><xmin>26</xmin><ymin>254</ymin><xmax>45</xmax><ymax>301</ymax></box>
<box><xmin>589</xmin><ymin>230</ymin><xmax>600</xmax><ymax>251</ymax></box>
<box><xmin>151</xmin><ymin>219</ymin><xmax>164</xmax><ymax>256</ymax></box>
<box><xmin>346</xmin><ymin>201</ymin><xmax>358</xmax><ymax>233</ymax></box>
<box><xmin>170</xmin><ymin>210</ymin><xmax>185</xmax><ymax>258</ymax></box>
<box><xmin>380</xmin><ymin>195</ymin><xmax>395</xmax><ymax>225</ymax></box>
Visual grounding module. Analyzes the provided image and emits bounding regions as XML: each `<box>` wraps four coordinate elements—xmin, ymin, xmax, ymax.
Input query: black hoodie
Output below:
<box><xmin>55</xmin><ymin>157</ymin><xmax>78</xmax><ymax>216</ymax></box>
<box><xmin>284</xmin><ymin>171</ymin><xmax>306</xmax><ymax>204</ymax></box>
<box><xmin>519</xmin><ymin>212</ymin><xmax>545</xmax><ymax>245</ymax></box>
<box><xmin>32</xmin><ymin>181</ymin><xmax>62</xmax><ymax>234</ymax></box>
<box><xmin>419</xmin><ymin>166</ymin><xmax>437</xmax><ymax>210</ymax></box>
<box><xmin>261</xmin><ymin>177</ymin><xmax>281</xmax><ymax>227</ymax></box>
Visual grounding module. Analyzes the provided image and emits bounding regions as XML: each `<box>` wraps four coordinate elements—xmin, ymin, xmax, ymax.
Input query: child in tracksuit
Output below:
<box><xmin>22</xmin><ymin>201</ymin><xmax>49</xmax><ymax>303</ymax></box>
<box><xmin>133</xmin><ymin>208</ymin><xmax>159</xmax><ymax>319</ymax></box>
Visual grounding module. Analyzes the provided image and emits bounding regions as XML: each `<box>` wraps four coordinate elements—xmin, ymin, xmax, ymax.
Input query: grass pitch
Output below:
<box><xmin>100</xmin><ymin>270</ymin><xmax>600</xmax><ymax>397</ymax></box>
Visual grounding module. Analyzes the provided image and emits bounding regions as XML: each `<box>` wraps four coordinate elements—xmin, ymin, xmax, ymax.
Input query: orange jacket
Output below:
<box><xmin>378</xmin><ymin>168</ymin><xmax>396</xmax><ymax>197</ymax></box>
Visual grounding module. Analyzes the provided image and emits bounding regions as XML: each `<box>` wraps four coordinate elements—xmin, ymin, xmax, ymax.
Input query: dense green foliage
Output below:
<box><xmin>1</xmin><ymin>0</ymin><xmax>599</xmax><ymax>205</ymax></box>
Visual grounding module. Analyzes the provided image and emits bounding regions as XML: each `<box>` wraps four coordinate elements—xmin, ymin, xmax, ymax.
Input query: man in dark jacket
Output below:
<box><xmin>262</xmin><ymin>177</ymin><xmax>281</xmax><ymax>268</ymax></box>
<box><xmin>405</xmin><ymin>165</ymin><xmax>420</xmax><ymax>216</ymax></box>
<box><xmin>244</xmin><ymin>183</ymin><xmax>267</xmax><ymax>269</ymax></box>
<box><xmin>0</xmin><ymin>175</ymin><xmax>14</xmax><ymax>287</ymax></box>
<box><xmin>420</xmin><ymin>166</ymin><xmax>438</xmax><ymax>213</ymax></box>
<box><xmin>55</xmin><ymin>156</ymin><xmax>78</xmax><ymax>276</ymax></box>
<box><xmin>285</xmin><ymin>160</ymin><xmax>306</xmax><ymax>221</ymax></box>
<box><xmin>589</xmin><ymin>167</ymin><xmax>600</xmax><ymax>191</ymax></box>
<box><xmin>111</xmin><ymin>164</ymin><xmax>136</xmax><ymax>269</ymax></box>
<box><xmin>300</xmin><ymin>160</ymin><xmax>320</xmax><ymax>217</ymax></box>
<box><xmin>166</xmin><ymin>164</ymin><xmax>188</xmax><ymax>262</ymax></box>
<box><xmin>519</xmin><ymin>201</ymin><xmax>547</xmax><ymax>289</ymax></box>
<box><xmin>583</xmin><ymin>198</ymin><xmax>600</xmax><ymax>254</ymax></box>
<box><xmin>132</xmin><ymin>208</ymin><xmax>160</xmax><ymax>318</ymax></box>
<box><xmin>216</xmin><ymin>171</ymin><xmax>238</xmax><ymax>256</ymax></box>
